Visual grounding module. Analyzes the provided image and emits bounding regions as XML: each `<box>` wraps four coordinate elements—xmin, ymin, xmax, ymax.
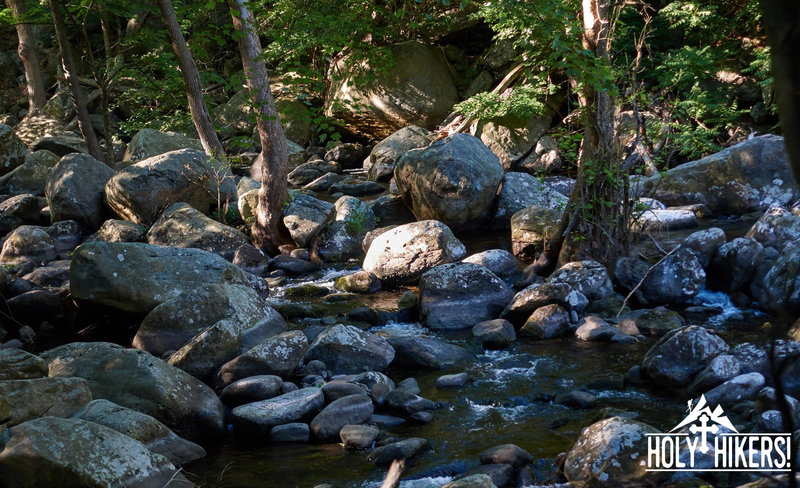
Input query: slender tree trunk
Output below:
<box><xmin>229</xmin><ymin>0</ymin><xmax>289</xmax><ymax>254</ymax></box>
<box><xmin>530</xmin><ymin>0</ymin><xmax>621</xmax><ymax>275</ymax></box>
<box><xmin>760</xmin><ymin>0</ymin><xmax>800</xmax><ymax>185</ymax></box>
<box><xmin>49</xmin><ymin>0</ymin><xmax>104</xmax><ymax>161</ymax></box>
<box><xmin>7</xmin><ymin>0</ymin><xmax>46</xmax><ymax>117</ymax></box>
<box><xmin>155</xmin><ymin>0</ymin><xmax>224</xmax><ymax>157</ymax></box>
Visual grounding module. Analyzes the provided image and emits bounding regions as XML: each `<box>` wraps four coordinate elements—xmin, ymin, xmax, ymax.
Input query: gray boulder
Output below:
<box><xmin>363</xmin><ymin>220</ymin><xmax>466</xmax><ymax>285</ymax></box>
<box><xmin>70</xmin><ymin>241</ymin><xmax>266</xmax><ymax>314</ymax></box>
<box><xmin>510</xmin><ymin>205</ymin><xmax>563</xmax><ymax>259</ymax></box>
<box><xmin>366</xmin><ymin>125</ymin><xmax>433</xmax><ymax>181</ymax></box>
<box><xmin>548</xmin><ymin>260</ymin><xmax>614</xmax><ymax>301</ymax></box>
<box><xmin>42</xmin><ymin>342</ymin><xmax>225</xmax><ymax>442</ymax></box>
<box><xmin>282</xmin><ymin>192</ymin><xmax>336</xmax><ymax>248</ymax></box>
<box><xmin>340</xmin><ymin>424</ymin><xmax>380</xmax><ymax>450</ymax></box>
<box><xmin>304</xmin><ymin>325</ymin><xmax>395</xmax><ymax>375</ymax></box>
<box><xmin>105</xmin><ymin>149</ymin><xmax>235</xmax><ymax>225</ymax></box>
<box><xmin>688</xmin><ymin>354</ymin><xmax>742</xmax><ymax>395</ymax></box>
<box><xmin>462</xmin><ymin>249</ymin><xmax>520</xmax><ymax>286</ymax></box>
<box><xmin>73</xmin><ymin>399</ymin><xmax>205</xmax><ymax>465</ymax></box>
<box><xmin>472</xmin><ymin>319</ymin><xmax>516</xmax><ymax>349</ymax></box>
<box><xmin>746</xmin><ymin>205</ymin><xmax>800</xmax><ymax>252</ymax></box>
<box><xmin>388</xmin><ymin>336</ymin><xmax>473</xmax><ymax>369</ymax></box>
<box><xmin>146</xmin><ymin>202</ymin><xmax>248</xmax><ymax>260</ymax></box>
<box><xmin>0</xmin><ymin>124</ymin><xmax>28</xmax><ymax>175</ymax></box>
<box><xmin>0</xmin><ymin>417</ymin><xmax>179</xmax><ymax>488</ymax></box>
<box><xmin>89</xmin><ymin>219</ymin><xmax>147</xmax><ymax>243</ymax></box>
<box><xmin>708</xmin><ymin>237</ymin><xmax>764</xmax><ymax>292</ymax></box>
<box><xmin>231</xmin><ymin>387</ymin><xmax>324</xmax><ymax>437</ymax></box>
<box><xmin>316</xmin><ymin>196</ymin><xmax>376</xmax><ymax>263</ymax></box>
<box><xmin>219</xmin><ymin>375</ymin><xmax>283</xmax><ymax>408</ymax></box>
<box><xmin>310</xmin><ymin>394</ymin><xmax>374</xmax><ymax>440</ymax></box>
<box><xmin>501</xmin><ymin>282</ymin><xmax>588</xmax><ymax>326</ymax></box>
<box><xmin>492</xmin><ymin>172</ymin><xmax>567</xmax><ymax>228</ymax></box>
<box><xmin>679</xmin><ymin>227</ymin><xmax>726</xmax><ymax>268</ymax></box>
<box><xmin>0</xmin><ymin>377</ymin><xmax>92</xmax><ymax>428</ymax></box>
<box><xmin>394</xmin><ymin>133</ymin><xmax>503</xmax><ymax>231</ymax></box>
<box><xmin>634</xmin><ymin>249</ymin><xmax>706</xmax><ymax>305</ymax></box>
<box><xmin>213</xmin><ymin>331</ymin><xmax>308</xmax><ymax>387</ymax></box>
<box><xmin>122</xmin><ymin>128</ymin><xmax>203</xmax><ymax>163</ymax></box>
<box><xmin>45</xmin><ymin>154</ymin><xmax>115</xmax><ymax>229</ymax></box>
<box><xmin>366</xmin><ymin>437</ymin><xmax>431</xmax><ymax>466</ymax></box>
<box><xmin>520</xmin><ymin>304</ymin><xmax>571</xmax><ymax>339</ymax></box>
<box><xmin>759</xmin><ymin>243</ymin><xmax>800</xmax><ymax>315</ymax></box>
<box><xmin>700</xmin><ymin>372</ymin><xmax>765</xmax><ymax>408</ymax></box>
<box><xmin>641</xmin><ymin>326</ymin><xmax>730</xmax><ymax>388</ymax></box>
<box><xmin>368</xmin><ymin>195</ymin><xmax>415</xmax><ymax>227</ymax></box>
<box><xmin>0</xmin><ymin>225</ymin><xmax>56</xmax><ymax>265</ymax></box>
<box><xmin>0</xmin><ymin>349</ymin><xmax>48</xmax><ymax>380</ymax></box>
<box><xmin>419</xmin><ymin>263</ymin><xmax>514</xmax><ymax>330</ymax></box>
<box><xmin>0</xmin><ymin>149</ymin><xmax>59</xmax><ymax>196</ymax></box>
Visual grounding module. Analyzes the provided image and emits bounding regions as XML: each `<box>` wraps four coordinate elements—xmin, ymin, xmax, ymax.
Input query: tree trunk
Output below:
<box><xmin>530</xmin><ymin>0</ymin><xmax>623</xmax><ymax>276</ymax></box>
<box><xmin>229</xmin><ymin>0</ymin><xmax>290</xmax><ymax>255</ymax></box>
<box><xmin>760</xmin><ymin>0</ymin><xmax>800</xmax><ymax>185</ymax></box>
<box><xmin>6</xmin><ymin>0</ymin><xmax>46</xmax><ymax>117</ymax></box>
<box><xmin>49</xmin><ymin>0</ymin><xmax>104</xmax><ymax>161</ymax></box>
<box><xmin>155</xmin><ymin>0</ymin><xmax>224</xmax><ymax>158</ymax></box>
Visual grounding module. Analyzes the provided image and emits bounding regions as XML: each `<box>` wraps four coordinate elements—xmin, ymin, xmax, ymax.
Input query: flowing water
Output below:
<box><xmin>186</xmin><ymin>219</ymin><xmax>776</xmax><ymax>488</ymax></box>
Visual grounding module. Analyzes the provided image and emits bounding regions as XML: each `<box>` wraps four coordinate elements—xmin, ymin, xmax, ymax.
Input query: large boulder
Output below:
<box><xmin>394</xmin><ymin>133</ymin><xmax>503</xmax><ymax>231</ymax></box>
<box><xmin>0</xmin><ymin>377</ymin><xmax>92</xmax><ymax>428</ymax></box>
<box><xmin>0</xmin><ymin>349</ymin><xmax>48</xmax><ymax>380</ymax></box>
<box><xmin>212</xmin><ymin>330</ymin><xmax>308</xmax><ymax>387</ymax></box>
<box><xmin>134</xmin><ymin>284</ymin><xmax>285</xmax><ymax>358</ymax></box>
<box><xmin>230</xmin><ymin>387</ymin><xmax>324</xmax><ymax>437</ymax></box>
<box><xmin>0</xmin><ymin>124</ymin><xmax>29</xmax><ymax>175</ymax></box>
<box><xmin>0</xmin><ymin>417</ymin><xmax>179</xmax><ymax>488</ymax></box>
<box><xmin>366</xmin><ymin>125</ymin><xmax>433</xmax><ymax>181</ymax></box>
<box><xmin>282</xmin><ymin>192</ymin><xmax>336</xmax><ymax>248</ymax></box>
<box><xmin>641</xmin><ymin>326</ymin><xmax>730</xmax><ymax>388</ymax></box>
<box><xmin>679</xmin><ymin>227</ymin><xmax>727</xmax><ymax>268</ymax></box>
<box><xmin>316</xmin><ymin>196</ymin><xmax>376</xmax><ymax>263</ymax></box>
<box><xmin>42</xmin><ymin>342</ymin><xmax>226</xmax><ymax>442</ymax></box>
<box><xmin>462</xmin><ymin>249</ymin><xmax>521</xmax><ymax>286</ymax></box>
<box><xmin>473</xmin><ymin>111</ymin><xmax>553</xmax><ymax>170</ymax></box>
<box><xmin>745</xmin><ymin>205</ymin><xmax>800</xmax><ymax>252</ymax></box>
<box><xmin>501</xmin><ymin>282</ymin><xmax>588</xmax><ymax>326</ymax></box>
<box><xmin>309</xmin><ymin>394</ymin><xmax>374</xmax><ymax>441</ymax></box>
<box><xmin>0</xmin><ymin>149</ymin><xmax>59</xmax><ymax>196</ymax></box>
<box><xmin>146</xmin><ymin>202</ymin><xmax>248</xmax><ymax>260</ymax></box>
<box><xmin>324</xmin><ymin>41</ymin><xmax>458</xmax><ymax>140</ymax></box>
<box><xmin>510</xmin><ymin>205</ymin><xmax>563</xmax><ymax>259</ymax></box>
<box><xmin>759</xmin><ymin>243</ymin><xmax>800</xmax><ymax>315</ymax></box>
<box><xmin>0</xmin><ymin>225</ymin><xmax>57</xmax><ymax>265</ymax></box>
<box><xmin>617</xmin><ymin>249</ymin><xmax>706</xmax><ymax>306</ymax></box>
<box><xmin>73</xmin><ymin>399</ymin><xmax>205</xmax><ymax>465</ymax></box>
<box><xmin>105</xmin><ymin>149</ymin><xmax>236</xmax><ymax>225</ymax></box>
<box><xmin>45</xmin><ymin>153</ymin><xmax>115</xmax><ymax>229</ymax></box>
<box><xmin>304</xmin><ymin>324</ymin><xmax>395</xmax><ymax>375</ymax></box>
<box><xmin>363</xmin><ymin>220</ymin><xmax>466</xmax><ymax>285</ymax></box>
<box><xmin>708</xmin><ymin>237</ymin><xmax>764</xmax><ymax>292</ymax></box>
<box><xmin>548</xmin><ymin>260</ymin><xmax>615</xmax><ymax>301</ymax></box>
<box><xmin>419</xmin><ymin>263</ymin><xmax>514</xmax><ymax>330</ymax></box>
<box><xmin>564</xmin><ymin>417</ymin><xmax>661</xmax><ymax>488</ymax></box>
<box><xmin>492</xmin><ymin>172</ymin><xmax>567</xmax><ymax>229</ymax></box>
<box><xmin>388</xmin><ymin>336</ymin><xmax>474</xmax><ymax>369</ymax></box>
<box><xmin>70</xmin><ymin>241</ymin><xmax>266</xmax><ymax>314</ymax></box>
<box><xmin>122</xmin><ymin>128</ymin><xmax>203</xmax><ymax>163</ymax></box>
<box><xmin>643</xmin><ymin>135</ymin><xmax>799</xmax><ymax>214</ymax></box>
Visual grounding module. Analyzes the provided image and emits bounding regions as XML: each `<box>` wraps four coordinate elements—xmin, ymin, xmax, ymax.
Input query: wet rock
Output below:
<box><xmin>316</xmin><ymin>196</ymin><xmax>376</xmax><ymax>262</ymax></box>
<box><xmin>385</xmin><ymin>389</ymin><xmax>435</xmax><ymax>415</ymax></box>
<box><xmin>466</xmin><ymin>464</ymin><xmax>512</xmax><ymax>488</ymax></box>
<box><xmin>269</xmin><ymin>422</ymin><xmax>310</xmax><ymax>442</ymax></box>
<box><xmin>334</xmin><ymin>271</ymin><xmax>381</xmax><ymax>294</ymax></box>
<box><xmin>564</xmin><ymin>417</ymin><xmax>661</xmax><ymax>488</ymax></box>
<box><xmin>366</xmin><ymin>437</ymin><xmax>431</xmax><ymax>466</ymax></box>
<box><xmin>746</xmin><ymin>205</ymin><xmax>800</xmax><ymax>252</ymax></box>
<box><xmin>0</xmin><ymin>194</ymin><xmax>45</xmax><ymax>224</ymax></box>
<box><xmin>614</xmin><ymin>308</ymin><xmax>686</xmax><ymax>337</ymax></box>
<box><xmin>759</xmin><ymin>243</ymin><xmax>800</xmax><ymax>315</ymax></box>
<box><xmin>270</xmin><ymin>254</ymin><xmax>319</xmax><ymax>275</ymax></box>
<box><xmin>367</xmin><ymin>195</ymin><xmax>415</xmax><ymax>227</ymax></box>
<box><xmin>442</xmin><ymin>474</ymin><xmax>497</xmax><ymax>488</ymax></box>
<box><xmin>462</xmin><ymin>249</ymin><xmax>521</xmax><ymax>286</ymax></box>
<box><xmin>122</xmin><ymin>128</ymin><xmax>203</xmax><ymax>163</ymax></box>
<box><xmin>520</xmin><ymin>304</ymin><xmax>571</xmax><ymax>339</ymax></box>
<box><xmin>70</xmin><ymin>241</ymin><xmax>266</xmax><ymax>314</ymax></box>
<box><xmin>0</xmin><ymin>225</ymin><xmax>56</xmax><ymax>265</ymax></box>
<box><xmin>388</xmin><ymin>336</ymin><xmax>473</xmax><ymax>369</ymax></box>
<box><xmin>641</xmin><ymin>326</ymin><xmax>730</xmax><ymax>388</ymax></box>
<box><xmin>135</xmin><ymin>284</ymin><xmax>284</xmax><ymax>359</ymax></box>
<box><xmin>363</xmin><ymin>220</ymin><xmax>466</xmax><ymax>285</ymax></box>
<box><xmin>231</xmin><ymin>387</ymin><xmax>324</xmax><ymax>438</ymax></box>
<box><xmin>701</xmin><ymin>372</ymin><xmax>765</xmax><ymax>408</ymax></box>
<box><xmin>147</xmin><ymin>202</ymin><xmax>248</xmax><ymax>260</ymax></box>
<box><xmin>45</xmin><ymin>153</ymin><xmax>115</xmax><ymax>229</ymax></box>
<box><xmin>419</xmin><ymin>263</ymin><xmax>514</xmax><ymax>330</ymax></box>
<box><xmin>480</xmin><ymin>443</ymin><xmax>533</xmax><ymax>469</ymax></box>
<box><xmin>472</xmin><ymin>319</ymin><xmax>516</xmax><ymax>349</ymax></box>
<box><xmin>548</xmin><ymin>260</ymin><xmax>615</xmax><ymax>301</ymax></box>
<box><xmin>43</xmin><ymin>342</ymin><xmax>225</xmax><ymax>442</ymax></box>
<box><xmin>282</xmin><ymin>193</ymin><xmax>336</xmax><ymax>248</ymax></box>
<box><xmin>635</xmin><ymin>208</ymin><xmax>698</xmax><ymax>232</ymax></box>
<box><xmin>304</xmin><ymin>325</ymin><xmax>394</xmax><ymax>375</ymax></box>
<box><xmin>637</xmin><ymin>249</ymin><xmax>706</xmax><ymax>305</ymax></box>
<box><xmin>509</xmin><ymin>205</ymin><xmax>563</xmax><ymax>259</ymax></box>
<box><xmin>436</xmin><ymin>372</ymin><xmax>470</xmax><ymax>388</ymax></box>
<box><xmin>322</xmin><ymin>382</ymin><xmax>368</xmax><ymax>403</ymax></box>
<box><xmin>395</xmin><ymin>133</ymin><xmax>503</xmax><ymax>231</ymax></box>
<box><xmin>325</xmin><ymin>40</ymin><xmax>458</xmax><ymax>139</ymax></box>
<box><xmin>0</xmin><ymin>377</ymin><xmax>92</xmax><ymax>428</ymax></box>
<box><xmin>557</xmin><ymin>390</ymin><xmax>598</xmax><ymax>409</ymax></box>
<box><xmin>366</xmin><ymin>126</ymin><xmax>433</xmax><ymax>181</ymax></box>
<box><xmin>214</xmin><ymin>331</ymin><xmax>307</xmax><ymax>387</ymax></box>
<box><xmin>220</xmin><ymin>375</ymin><xmax>284</xmax><ymax>407</ymax></box>
<box><xmin>0</xmin><ymin>417</ymin><xmax>178</xmax><ymax>488</ymax></box>
<box><xmin>106</xmin><ymin>149</ymin><xmax>235</xmax><ymax>225</ymax></box>
<box><xmin>310</xmin><ymin>394</ymin><xmax>374</xmax><ymax>441</ymax></box>
<box><xmin>73</xmin><ymin>399</ymin><xmax>205</xmax><ymax>465</ymax></box>
<box><xmin>288</xmin><ymin>160</ymin><xmax>341</xmax><ymax>186</ymax></box>
<box><xmin>89</xmin><ymin>219</ymin><xmax>147</xmax><ymax>243</ymax></box>
<box><xmin>340</xmin><ymin>424</ymin><xmax>380</xmax><ymax>449</ymax></box>
<box><xmin>643</xmin><ymin>135</ymin><xmax>798</xmax><ymax>214</ymax></box>
<box><xmin>688</xmin><ymin>354</ymin><xmax>742</xmax><ymax>395</ymax></box>
<box><xmin>492</xmin><ymin>172</ymin><xmax>567</xmax><ymax>229</ymax></box>
<box><xmin>574</xmin><ymin>316</ymin><xmax>629</xmax><ymax>342</ymax></box>
<box><xmin>709</xmin><ymin>237</ymin><xmax>764</xmax><ymax>292</ymax></box>
<box><xmin>0</xmin><ymin>349</ymin><xmax>48</xmax><ymax>380</ymax></box>
<box><xmin>328</xmin><ymin>179</ymin><xmax>385</xmax><ymax>197</ymax></box>
<box><xmin>501</xmin><ymin>282</ymin><xmax>588</xmax><ymax>326</ymax></box>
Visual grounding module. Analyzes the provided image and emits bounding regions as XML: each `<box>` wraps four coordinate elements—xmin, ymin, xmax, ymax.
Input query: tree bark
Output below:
<box><xmin>6</xmin><ymin>0</ymin><xmax>46</xmax><ymax>117</ymax></box>
<box><xmin>760</xmin><ymin>0</ymin><xmax>800</xmax><ymax>185</ymax></box>
<box><xmin>49</xmin><ymin>0</ymin><xmax>104</xmax><ymax>161</ymax></box>
<box><xmin>229</xmin><ymin>0</ymin><xmax>290</xmax><ymax>254</ymax></box>
<box><xmin>155</xmin><ymin>0</ymin><xmax>224</xmax><ymax>158</ymax></box>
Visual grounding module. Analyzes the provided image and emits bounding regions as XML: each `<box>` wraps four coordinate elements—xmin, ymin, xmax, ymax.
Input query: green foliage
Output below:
<box><xmin>454</xmin><ymin>83</ymin><xmax>555</xmax><ymax>121</ymax></box>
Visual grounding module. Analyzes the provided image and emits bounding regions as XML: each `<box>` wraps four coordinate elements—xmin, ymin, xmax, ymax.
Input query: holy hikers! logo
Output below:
<box><xmin>646</xmin><ymin>395</ymin><xmax>792</xmax><ymax>472</ymax></box>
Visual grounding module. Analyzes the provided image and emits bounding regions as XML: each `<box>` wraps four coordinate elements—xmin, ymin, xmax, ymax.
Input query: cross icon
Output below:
<box><xmin>689</xmin><ymin>413</ymin><xmax>719</xmax><ymax>453</ymax></box>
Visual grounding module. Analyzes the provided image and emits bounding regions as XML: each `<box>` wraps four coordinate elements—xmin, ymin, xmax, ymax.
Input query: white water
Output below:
<box><xmin>691</xmin><ymin>287</ymin><xmax>745</xmax><ymax>325</ymax></box>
